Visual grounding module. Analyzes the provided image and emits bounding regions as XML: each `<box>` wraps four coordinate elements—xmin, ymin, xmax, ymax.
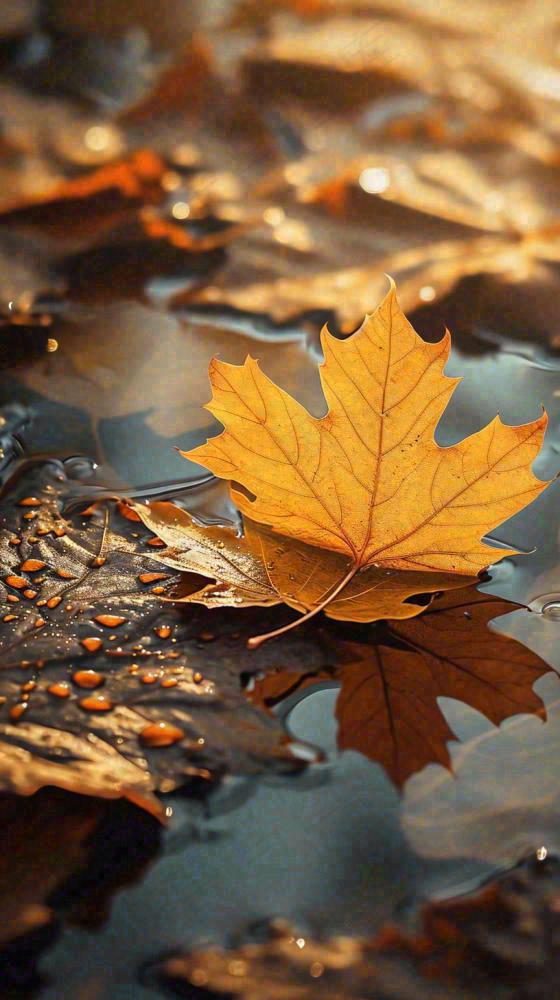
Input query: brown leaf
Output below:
<box><xmin>0</xmin><ymin>463</ymin><xmax>325</xmax><ymax>814</ymax></box>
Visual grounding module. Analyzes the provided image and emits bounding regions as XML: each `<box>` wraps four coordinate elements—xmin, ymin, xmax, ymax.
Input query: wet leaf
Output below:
<box><xmin>174</xmin><ymin>282</ymin><xmax>549</xmax><ymax>631</ymax></box>
<box><xmin>250</xmin><ymin>587</ymin><xmax>550</xmax><ymax>785</ymax></box>
<box><xmin>154</xmin><ymin>856</ymin><xmax>560</xmax><ymax>1000</ymax></box>
<box><xmin>132</xmin><ymin>500</ymin><xmax>473</xmax><ymax>622</ymax></box>
<box><xmin>0</xmin><ymin>463</ymin><xmax>324</xmax><ymax>814</ymax></box>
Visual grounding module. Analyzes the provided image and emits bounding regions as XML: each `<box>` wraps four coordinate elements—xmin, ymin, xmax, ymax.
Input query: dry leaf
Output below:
<box><xmin>250</xmin><ymin>587</ymin><xmax>550</xmax><ymax>785</ymax></box>
<box><xmin>176</xmin><ymin>282</ymin><xmax>549</xmax><ymax>636</ymax></box>
<box><xmin>132</xmin><ymin>500</ymin><xmax>474</xmax><ymax>622</ymax></box>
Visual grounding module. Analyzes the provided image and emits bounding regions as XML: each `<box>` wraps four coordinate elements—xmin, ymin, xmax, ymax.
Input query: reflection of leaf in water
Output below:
<box><xmin>154</xmin><ymin>857</ymin><xmax>560</xmax><ymax>999</ymax></box>
<box><xmin>402</xmin><ymin>669</ymin><xmax>560</xmax><ymax>865</ymax></box>
<box><xmin>250</xmin><ymin>588</ymin><xmax>550</xmax><ymax>785</ymax></box>
<box><xmin>0</xmin><ymin>464</ymin><xmax>324</xmax><ymax>814</ymax></box>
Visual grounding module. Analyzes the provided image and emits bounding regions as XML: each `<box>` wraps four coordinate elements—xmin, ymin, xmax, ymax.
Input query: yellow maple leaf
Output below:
<box><xmin>134</xmin><ymin>280</ymin><xmax>550</xmax><ymax>645</ymax></box>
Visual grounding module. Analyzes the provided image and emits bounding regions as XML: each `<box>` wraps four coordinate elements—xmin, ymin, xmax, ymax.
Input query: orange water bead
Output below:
<box><xmin>139</xmin><ymin>572</ymin><xmax>169</xmax><ymax>584</ymax></box>
<box><xmin>48</xmin><ymin>681</ymin><xmax>71</xmax><ymax>698</ymax></box>
<box><xmin>81</xmin><ymin>637</ymin><xmax>103</xmax><ymax>652</ymax></box>
<box><xmin>18</xmin><ymin>497</ymin><xmax>42</xmax><ymax>507</ymax></box>
<box><xmin>79</xmin><ymin>693</ymin><xmax>113</xmax><ymax>712</ymax></box>
<box><xmin>9</xmin><ymin>703</ymin><xmax>28</xmax><ymax>720</ymax></box>
<box><xmin>94</xmin><ymin>614</ymin><xmax>126</xmax><ymax>627</ymax></box>
<box><xmin>155</xmin><ymin>626</ymin><xmax>172</xmax><ymax>639</ymax></box>
<box><xmin>5</xmin><ymin>576</ymin><xmax>27</xmax><ymax>590</ymax></box>
<box><xmin>140</xmin><ymin>721</ymin><xmax>184</xmax><ymax>747</ymax></box>
<box><xmin>73</xmin><ymin>669</ymin><xmax>104</xmax><ymax>689</ymax></box>
<box><xmin>20</xmin><ymin>559</ymin><xmax>46</xmax><ymax>572</ymax></box>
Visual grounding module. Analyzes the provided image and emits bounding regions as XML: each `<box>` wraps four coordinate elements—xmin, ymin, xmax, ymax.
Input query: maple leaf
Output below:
<box><xmin>130</xmin><ymin>499</ymin><xmax>474</xmax><ymax>622</ymax></box>
<box><xmin>174</xmin><ymin>281</ymin><xmax>549</xmax><ymax>644</ymax></box>
<box><xmin>249</xmin><ymin>587</ymin><xmax>550</xmax><ymax>785</ymax></box>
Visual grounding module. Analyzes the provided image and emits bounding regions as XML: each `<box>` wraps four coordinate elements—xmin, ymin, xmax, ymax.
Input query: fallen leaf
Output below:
<box><xmin>0</xmin><ymin>462</ymin><xmax>324</xmax><ymax>814</ymax></box>
<box><xmin>131</xmin><ymin>500</ymin><xmax>474</xmax><ymax>621</ymax></box>
<box><xmin>154</xmin><ymin>856</ymin><xmax>560</xmax><ymax>1000</ymax></box>
<box><xmin>179</xmin><ymin>281</ymin><xmax>549</xmax><ymax>634</ymax></box>
<box><xmin>250</xmin><ymin>586</ymin><xmax>550</xmax><ymax>785</ymax></box>
<box><xmin>0</xmin><ymin>150</ymin><xmax>167</xmax><ymax>241</ymax></box>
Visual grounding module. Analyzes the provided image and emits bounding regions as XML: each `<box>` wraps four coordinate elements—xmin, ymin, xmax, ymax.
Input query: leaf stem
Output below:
<box><xmin>247</xmin><ymin>562</ymin><xmax>358</xmax><ymax>649</ymax></box>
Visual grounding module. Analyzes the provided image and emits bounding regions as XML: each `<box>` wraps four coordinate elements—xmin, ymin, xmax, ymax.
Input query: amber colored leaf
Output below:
<box><xmin>180</xmin><ymin>281</ymin><xmax>549</xmax><ymax>633</ymax></box>
<box><xmin>250</xmin><ymin>587</ymin><xmax>550</xmax><ymax>785</ymax></box>
<box><xmin>131</xmin><ymin>501</ymin><xmax>475</xmax><ymax>621</ymax></box>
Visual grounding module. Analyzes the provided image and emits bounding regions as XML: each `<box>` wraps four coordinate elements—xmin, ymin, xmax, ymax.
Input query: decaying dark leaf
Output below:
<box><xmin>0</xmin><ymin>463</ymin><xmax>326</xmax><ymax>814</ymax></box>
<box><xmin>250</xmin><ymin>587</ymin><xmax>551</xmax><ymax>785</ymax></box>
<box><xmin>153</xmin><ymin>855</ymin><xmax>560</xmax><ymax>1000</ymax></box>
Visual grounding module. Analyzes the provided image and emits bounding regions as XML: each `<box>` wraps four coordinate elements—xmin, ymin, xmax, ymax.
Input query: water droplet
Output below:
<box><xmin>6</xmin><ymin>595</ymin><xmax>19</xmax><ymax>604</ymax></box>
<box><xmin>47</xmin><ymin>596</ymin><xmax>62</xmax><ymax>609</ymax></box>
<box><xmin>536</xmin><ymin>845</ymin><xmax>548</xmax><ymax>861</ymax></box>
<box><xmin>81</xmin><ymin>637</ymin><xmax>103</xmax><ymax>652</ymax></box>
<box><xmin>21</xmin><ymin>680</ymin><xmax>36</xmax><ymax>692</ymax></box>
<box><xmin>140</xmin><ymin>721</ymin><xmax>185</xmax><ymax>747</ymax></box>
<box><xmin>3</xmin><ymin>614</ymin><xmax>17</xmax><ymax>622</ymax></box>
<box><xmin>79</xmin><ymin>693</ymin><xmax>114</xmax><ymax>712</ymax></box>
<box><xmin>155</xmin><ymin>626</ymin><xmax>172</xmax><ymax>639</ymax></box>
<box><xmin>46</xmin><ymin>338</ymin><xmax>58</xmax><ymax>353</ymax></box>
<box><xmin>152</xmin><ymin>586</ymin><xmax>165</xmax><ymax>595</ymax></box>
<box><xmin>20</xmin><ymin>559</ymin><xmax>45</xmax><ymax>572</ymax></box>
<box><xmin>9</xmin><ymin>537</ymin><xmax>21</xmax><ymax>546</ymax></box>
<box><xmin>9</xmin><ymin>702</ymin><xmax>28</xmax><ymax>720</ymax></box>
<box><xmin>128</xmin><ymin>663</ymin><xmax>139</xmax><ymax>674</ymax></box>
<box><xmin>140</xmin><ymin>671</ymin><xmax>160</xmax><ymax>685</ymax></box>
<box><xmin>56</xmin><ymin>569</ymin><xmax>75</xmax><ymax>579</ymax></box>
<box><xmin>295</xmin><ymin>938</ymin><xmax>306</xmax><ymax>950</ymax></box>
<box><xmin>91</xmin><ymin>556</ymin><xmax>106</xmax><ymax>568</ymax></box>
<box><xmin>147</xmin><ymin>537</ymin><xmax>166</xmax><ymax>548</ymax></box>
<box><xmin>18</xmin><ymin>497</ymin><xmax>42</xmax><ymax>507</ymax></box>
<box><xmin>139</xmin><ymin>572</ymin><xmax>169</xmax><ymax>584</ymax></box>
<box><xmin>23</xmin><ymin>589</ymin><xmax>38</xmax><ymax>599</ymax></box>
<box><xmin>193</xmin><ymin>672</ymin><xmax>203</xmax><ymax>684</ymax></box>
<box><xmin>95</xmin><ymin>614</ymin><xmax>126</xmax><ymax>628</ymax></box>
<box><xmin>5</xmin><ymin>575</ymin><xmax>27</xmax><ymax>590</ymax></box>
<box><xmin>34</xmin><ymin>617</ymin><xmax>46</xmax><ymax>629</ymax></box>
<box><xmin>160</xmin><ymin>677</ymin><xmax>178</xmax><ymax>688</ymax></box>
<box><xmin>73</xmin><ymin>670</ymin><xmax>104</xmax><ymax>689</ymax></box>
<box><xmin>464</xmin><ymin>610</ymin><xmax>472</xmax><ymax>619</ymax></box>
<box><xmin>310</xmin><ymin>962</ymin><xmax>324</xmax><ymax>978</ymax></box>
<box><xmin>198</xmin><ymin>632</ymin><xmax>215</xmax><ymax>642</ymax></box>
<box><xmin>22</xmin><ymin>511</ymin><xmax>38</xmax><ymax>521</ymax></box>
